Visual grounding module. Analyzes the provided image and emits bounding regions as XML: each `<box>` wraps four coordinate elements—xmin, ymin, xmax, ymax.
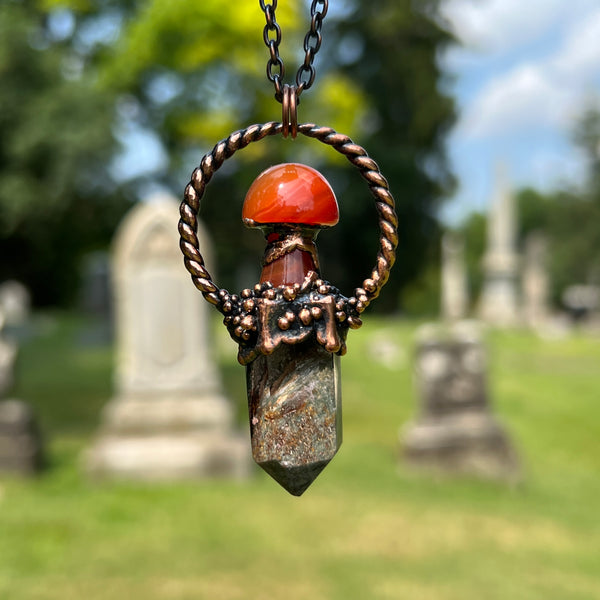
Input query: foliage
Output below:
<box><xmin>516</xmin><ymin>106</ymin><xmax>600</xmax><ymax>298</ymax></box>
<box><xmin>573</xmin><ymin>106</ymin><xmax>600</xmax><ymax>198</ymax></box>
<box><xmin>330</xmin><ymin>1</ymin><xmax>456</xmax><ymax>310</ymax></box>
<box><xmin>0</xmin><ymin>1</ymin><xmax>131</xmax><ymax>306</ymax></box>
<box><xmin>457</xmin><ymin>106</ymin><xmax>600</xmax><ymax>306</ymax></box>
<box><xmin>1</xmin><ymin>0</ymin><xmax>454</xmax><ymax>309</ymax></box>
<box><xmin>2</xmin><ymin>312</ymin><xmax>600</xmax><ymax>599</ymax></box>
<box><xmin>455</xmin><ymin>211</ymin><xmax>486</xmax><ymax>306</ymax></box>
<box><xmin>515</xmin><ymin>187</ymin><xmax>600</xmax><ymax>302</ymax></box>
<box><xmin>95</xmin><ymin>0</ymin><xmax>456</xmax><ymax>310</ymax></box>
<box><xmin>399</xmin><ymin>253</ymin><xmax>441</xmax><ymax>317</ymax></box>
<box><xmin>458</xmin><ymin>190</ymin><xmax>600</xmax><ymax>306</ymax></box>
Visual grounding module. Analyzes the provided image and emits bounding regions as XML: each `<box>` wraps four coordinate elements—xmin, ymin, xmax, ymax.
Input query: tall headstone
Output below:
<box><xmin>401</xmin><ymin>322</ymin><xmax>519</xmax><ymax>482</ymax></box>
<box><xmin>85</xmin><ymin>196</ymin><xmax>250</xmax><ymax>480</ymax></box>
<box><xmin>478</xmin><ymin>166</ymin><xmax>520</xmax><ymax>327</ymax></box>
<box><xmin>522</xmin><ymin>232</ymin><xmax>550</xmax><ymax>329</ymax></box>
<box><xmin>441</xmin><ymin>233</ymin><xmax>468</xmax><ymax>322</ymax></box>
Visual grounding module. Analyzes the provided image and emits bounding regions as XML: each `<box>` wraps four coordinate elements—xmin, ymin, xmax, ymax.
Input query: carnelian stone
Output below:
<box><xmin>243</xmin><ymin>163</ymin><xmax>339</xmax><ymax>227</ymax></box>
<box><xmin>260</xmin><ymin>247</ymin><xmax>318</xmax><ymax>287</ymax></box>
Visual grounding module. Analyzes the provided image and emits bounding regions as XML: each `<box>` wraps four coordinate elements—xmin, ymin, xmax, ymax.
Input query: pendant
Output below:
<box><xmin>179</xmin><ymin>122</ymin><xmax>397</xmax><ymax>495</ymax></box>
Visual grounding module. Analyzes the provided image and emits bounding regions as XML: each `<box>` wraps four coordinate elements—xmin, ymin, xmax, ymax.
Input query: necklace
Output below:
<box><xmin>261</xmin><ymin>0</ymin><xmax>327</xmax><ymax>135</ymax></box>
<box><xmin>178</xmin><ymin>1</ymin><xmax>398</xmax><ymax>496</ymax></box>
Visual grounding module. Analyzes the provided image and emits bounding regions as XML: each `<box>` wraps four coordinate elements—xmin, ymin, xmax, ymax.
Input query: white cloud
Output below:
<box><xmin>528</xmin><ymin>147</ymin><xmax>588</xmax><ymax>192</ymax></box>
<box><xmin>550</xmin><ymin>8</ymin><xmax>600</xmax><ymax>82</ymax></box>
<box><xmin>453</xmin><ymin>4</ymin><xmax>600</xmax><ymax>139</ymax></box>
<box><xmin>441</xmin><ymin>0</ymin><xmax>569</xmax><ymax>53</ymax></box>
<box><xmin>460</xmin><ymin>64</ymin><xmax>575</xmax><ymax>138</ymax></box>
<box><xmin>440</xmin><ymin>1</ymin><xmax>600</xmax><ymax>221</ymax></box>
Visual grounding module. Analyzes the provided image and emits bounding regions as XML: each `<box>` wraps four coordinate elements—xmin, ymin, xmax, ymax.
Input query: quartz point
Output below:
<box><xmin>246</xmin><ymin>342</ymin><xmax>342</xmax><ymax>496</ymax></box>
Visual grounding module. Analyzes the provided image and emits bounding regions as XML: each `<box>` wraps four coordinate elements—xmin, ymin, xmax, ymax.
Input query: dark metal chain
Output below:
<box><xmin>260</xmin><ymin>0</ymin><xmax>328</xmax><ymax>102</ymax></box>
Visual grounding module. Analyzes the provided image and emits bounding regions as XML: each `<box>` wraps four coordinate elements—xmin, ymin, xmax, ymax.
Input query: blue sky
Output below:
<box><xmin>439</xmin><ymin>0</ymin><xmax>600</xmax><ymax>224</ymax></box>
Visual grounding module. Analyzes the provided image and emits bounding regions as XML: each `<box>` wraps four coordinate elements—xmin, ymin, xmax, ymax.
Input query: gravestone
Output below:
<box><xmin>0</xmin><ymin>310</ymin><xmax>44</xmax><ymax>475</ymax></box>
<box><xmin>0</xmin><ymin>400</ymin><xmax>44</xmax><ymax>475</ymax></box>
<box><xmin>522</xmin><ymin>232</ymin><xmax>550</xmax><ymax>329</ymax></box>
<box><xmin>441</xmin><ymin>233</ymin><xmax>468</xmax><ymax>322</ymax></box>
<box><xmin>85</xmin><ymin>196</ymin><xmax>250</xmax><ymax>480</ymax></box>
<box><xmin>562</xmin><ymin>285</ymin><xmax>600</xmax><ymax>323</ymax></box>
<box><xmin>0</xmin><ymin>310</ymin><xmax>17</xmax><ymax>397</ymax></box>
<box><xmin>478</xmin><ymin>166</ymin><xmax>520</xmax><ymax>327</ymax></box>
<box><xmin>401</xmin><ymin>322</ymin><xmax>519</xmax><ymax>482</ymax></box>
<box><xmin>0</xmin><ymin>280</ymin><xmax>31</xmax><ymax>327</ymax></box>
<box><xmin>80</xmin><ymin>251</ymin><xmax>112</xmax><ymax>319</ymax></box>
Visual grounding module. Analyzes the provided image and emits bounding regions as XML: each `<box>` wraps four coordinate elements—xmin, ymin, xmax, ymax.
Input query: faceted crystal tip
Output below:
<box><xmin>258</xmin><ymin>458</ymin><xmax>330</xmax><ymax>496</ymax></box>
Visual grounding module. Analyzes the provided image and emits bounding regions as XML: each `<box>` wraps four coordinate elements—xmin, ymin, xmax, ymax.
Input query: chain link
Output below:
<box><xmin>260</xmin><ymin>0</ymin><xmax>328</xmax><ymax>102</ymax></box>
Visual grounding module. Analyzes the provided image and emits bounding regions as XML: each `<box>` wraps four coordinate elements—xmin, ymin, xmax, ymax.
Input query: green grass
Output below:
<box><xmin>1</xmin><ymin>313</ymin><xmax>599</xmax><ymax>599</ymax></box>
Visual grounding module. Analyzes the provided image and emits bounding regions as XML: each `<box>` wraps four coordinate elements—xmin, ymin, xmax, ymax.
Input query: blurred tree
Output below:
<box><xmin>0</xmin><ymin>1</ymin><xmax>131</xmax><ymax>306</ymax></box>
<box><xmin>516</xmin><ymin>106</ymin><xmax>600</xmax><ymax>301</ymax></box>
<box><xmin>455</xmin><ymin>211</ymin><xmax>486</xmax><ymax>307</ymax></box>
<box><xmin>515</xmin><ymin>187</ymin><xmax>600</xmax><ymax>303</ymax></box>
<box><xmin>326</xmin><ymin>1</ymin><xmax>456</xmax><ymax>311</ymax></box>
<box><xmin>573</xmin><ymin>106</ymin><xmax>600</xmax><ymax>199</ymax></box>
<box><xmin>457</xmin><ymin>188</ymin><xmax>600</xmax><ymax>308</ymax></box>
<box><xmin>95</xmin><ymin>0</ymin><xmax>456</xmax><ymax>311</ymax></box>
<box><xmin>457</xmin><ymin>103</ymin><xmax>600</xmax><ymax>307</ymax></box>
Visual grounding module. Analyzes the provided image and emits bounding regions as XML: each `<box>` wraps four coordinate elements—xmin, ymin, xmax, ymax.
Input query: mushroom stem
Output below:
<box><xmin>259</xmin><ymin>227</ymin><xmax>320</xmax><ymax>287</ymax></box>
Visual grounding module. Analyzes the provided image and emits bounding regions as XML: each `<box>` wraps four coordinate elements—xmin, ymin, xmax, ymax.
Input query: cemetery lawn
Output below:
<box><xmin>1</xmin><ymin>312</ymin><xmax>599</xmax><ymax>600</ymax></box>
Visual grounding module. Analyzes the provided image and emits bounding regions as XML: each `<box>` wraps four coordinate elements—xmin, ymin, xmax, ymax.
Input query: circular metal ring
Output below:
<box><xmin>289</xmin><ymin>88</ymin><xmax>298</xmax><ymax>138</ymax></box>
<box><xmin>179</xmin><ymin>122</ymin><xmax>398</xmax><ymax>311</ymax></box>
<box><xmin>281</xmin><ymin>85</ymin><xmax>290</xmax><ymax>138</ymax></box>
<box><xmin>281</xmin><ymin>85</ymin><xmax>298</xmax><ymax>139</ymax></box>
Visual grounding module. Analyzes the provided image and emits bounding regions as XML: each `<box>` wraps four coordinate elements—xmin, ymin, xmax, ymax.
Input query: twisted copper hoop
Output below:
<box><xmin>178</xmin><ymin>122</ymin><xmax>398</xmax><ymax>312</ymax></box>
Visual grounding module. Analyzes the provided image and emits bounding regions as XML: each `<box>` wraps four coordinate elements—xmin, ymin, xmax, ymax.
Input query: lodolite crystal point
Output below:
<box><xmin>259</xmin><ymin>460</ymin><xmax>331</xmax><ymax>497</ymax></box>
<box><xmin>246</xmin><ymin>341</ymin><xmax>342</xmax><ymax>496</ymax></box>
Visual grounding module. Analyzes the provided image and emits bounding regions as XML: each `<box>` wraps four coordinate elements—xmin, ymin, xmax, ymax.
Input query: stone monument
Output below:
<box><xmin>522</xmin><ymin>232</ymin><xmax>550</xmax><ymax>329</ymax></box>
<box><xmin>85</xmin><ymin>196</ymin><xmax>250</xmax><ymax>480</ymax></box>
<box><xmin>562</xmin><ymin>284</ymin><xmax>600</xmax><ymax>323</ymax></box>
<box><xmin>0</xmin><ymin>310</ymin><xmax>17</xmax><ymax>397</ymax></box>
<box><xmin>0</xmin><ymin>309</ymin><xmax>44</xmax><ymax>475</ymax></box>
<box><xmin>0</xmin><ymin>400</ymin><xmax>44</xmax><ymax>475</ymax></box>
<box><xmin>80</xmin><ymin>251</ymin><xmax>112</xmax><ymax>319</ymax></box>
<box><xmin>0</xmin><ymin>280</ymin><xmax>31</xmax><ymax>328</ymax></box>
<box><xmin>441</xmin><ymin>233</ymin><xmax>468</xmax><ymax>322</ymax></box>
<box><xmin>401</xmin><ymin>322</ymin><xmax>519</xmax><ymax>482</ymax></box>
<box><xmin>478</xmin><ymin>166</ymin><xmax>520</xmax><ymax>327</ymax></box>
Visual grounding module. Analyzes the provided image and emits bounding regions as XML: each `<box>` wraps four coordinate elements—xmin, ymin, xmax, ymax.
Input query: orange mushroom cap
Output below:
<box><xmin>242</xmin><ymin>163</ymin><xmax>339</xmax><ymax>228</ymax></box>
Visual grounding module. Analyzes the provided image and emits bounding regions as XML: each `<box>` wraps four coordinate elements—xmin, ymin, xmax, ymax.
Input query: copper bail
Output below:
<box><xmin>282</xmin><ymin>84</ymin><xmax>298</xmax><ymax>139</ymax></box>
